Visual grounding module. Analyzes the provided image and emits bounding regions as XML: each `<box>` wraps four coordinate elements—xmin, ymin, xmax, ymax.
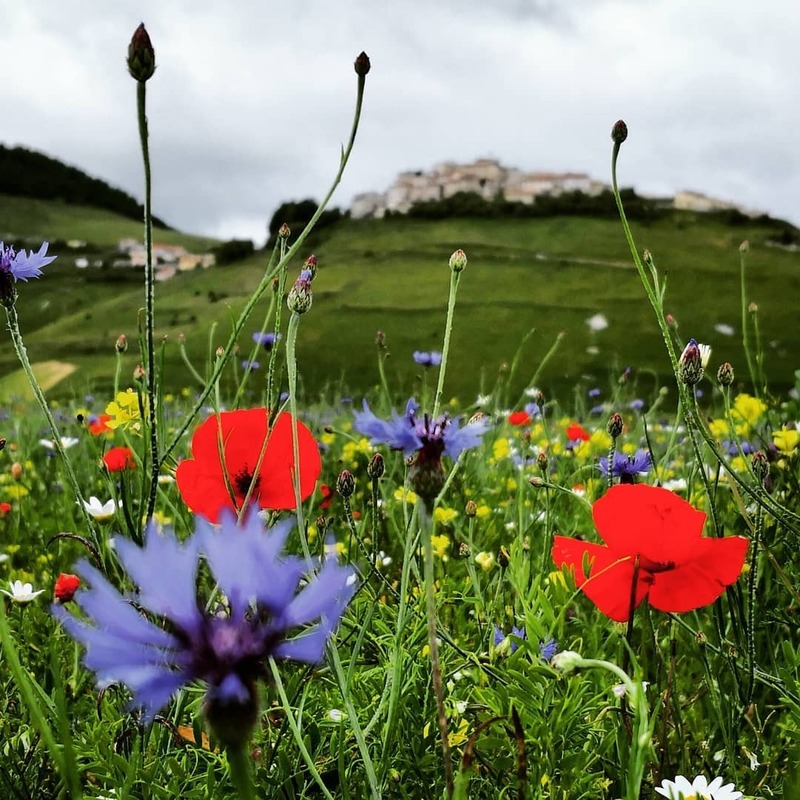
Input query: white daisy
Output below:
<box><xmin>2</xmin><ymin>580</ymin><xmax>44</xmax><ymax>603</ymax></box>
<box><xmin>698</xmin><ymin>343</ymin><xmax>712</xmax><ymax>369</ymax></box>
<box><xmin>586</xmin><ymin>312</ymin><xmax>609</xmax><ymax>332</ymax></box>
<box><xmin>655</xmin><ymin>774</ymin><xmax>742</xmax><ymax>800</ymax></box>
<box><xmin>82</xmin><ymin>496</ymin><xmax>119</xmax><ymax>521</ymax></box>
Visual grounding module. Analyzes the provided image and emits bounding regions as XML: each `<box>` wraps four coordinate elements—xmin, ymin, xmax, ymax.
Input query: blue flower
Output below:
<box><xmin>412</xmin><ymin>351</ymin><xmax>443</xmax><ymax>367</ymax></box>
<box><xmin>53</xmin><ymin>511</ymin><xmax>356</xmax><ymax>740</ymax></box>
<box><xmin>0</xmin><ymin>241</ymin><xmax>56</xmax><ymax>282</ymax></box>
<box><xmin>241</xmin><ymin>359</ymin><xmax>259</xmax><ymax>370</ymax></box>
<box><xmin>493</xmin><ymin>625</ymin><xmax>526</xmax><ymax>653</ymax></box>
<box><xmin>252</xmin><ymin>332</ymin><xmax>280</xmax><ymax>351</ymax></box>
<box><xmin>588</xmin><ymin>387</ymin><xmax>602</xmax><ymax>398</ymax></box>
<box><xmin>354</xmin><ymin>399</ymin><xmax>489</xmax><ymax>462</ymax></box>
<box><xmin>598</xmin><ymin>449</ymin><xmax>652</xmax><ymax>482</ymax></box>
<box><xmin>539</xmin><ymin>637</ymin><xmax>559</xmax><ymax>663</ymax></box>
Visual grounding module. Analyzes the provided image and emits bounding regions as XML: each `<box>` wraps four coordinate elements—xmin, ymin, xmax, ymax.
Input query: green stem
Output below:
<box><xmin>160</xmin><ymin>65</ymin><xmax>368</xmax><ymax>465</ymax></box>
<box><xmin>739</xmin><ymin>245</ymin><xmax>759</xmax><ymax>395</ymax></box>
<box><xmin>136</xmin><ymin>80</ymin><xmax>160</xmax><ymax>525</ymax></box>
<box><xmin>420</xmin><ymin>505</ymin><xmax>454</xmax><ymax>798</ymax></box>
<box><xmin>432</xmin><ymin>268</ymin><xmax>461</xmax><ymax>419</ymax></box>
<box><xmin>4</xmin><ymin>304</ymin><xmax>96</xmax><ymax>535</ymax></box>
<box><xmin>226</xmin><ymin>744</ymin><xmax>255</xmax><ymax>800</ymax></box>
<box><xmin>746</xmin><ymin>501</ymin><xmax>764</xmax><ymax>706</ymax></box>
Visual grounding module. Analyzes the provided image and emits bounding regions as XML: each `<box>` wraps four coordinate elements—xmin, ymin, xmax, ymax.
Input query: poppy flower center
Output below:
<box><xmin>638</xmin><ymin>555</ymin><xmax>675</xmax><ymax>574</ymax></box>
<box><xmin>233</xmin><ymin>468</ymin><xmax>261</xmax><ymax>499</ymax></box>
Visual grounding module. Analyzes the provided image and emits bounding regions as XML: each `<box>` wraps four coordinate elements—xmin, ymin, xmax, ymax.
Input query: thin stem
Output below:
<box><xmin>226</xmin><ymin>744</ymin><xmax>255</xmax><ymax>800</ymax></box>
<box><xmin>739</xmin><ymin>245</ymin><xmax>759</xmax><ymax>395</ymax></box>
<box><xmin>746</xmin><ymin>500</ymin><xmax>765</xmax><ymax>706</ymax></box>
<box><xmin>420</xmin><ymin>505</ymin><xmax>454</xmax><ymax>798</ymax></box>
<box><xmin>160</xmin><ymin>66</ymin><xmax>368</xmax><ymax>466</ymax></box>
<box><xmin>136</xmin><ymin>79</ymin><xmax>160</xmax><ymax>524</ymax></box>
<box><xmin>432</xmin><ymin>268</ymin><xmax>461</xmax><ymax>419</ymax></box>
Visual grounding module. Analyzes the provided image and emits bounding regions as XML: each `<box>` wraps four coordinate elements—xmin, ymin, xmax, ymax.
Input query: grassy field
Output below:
<box><xmin>2</xmin><ymin>198</ymin><xmax>798</xmax><ymax>404</ymax></box>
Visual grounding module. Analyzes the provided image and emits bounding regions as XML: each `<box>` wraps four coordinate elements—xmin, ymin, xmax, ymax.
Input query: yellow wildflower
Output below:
<box><xmin>430</xmin><ymin>534</ymin><xmax>450</xmax><ymax>559</ymax></box>
<box><xmin>709</xmin><ymin>418</ymin><xmax>730</xmax><ymax>439</ymax></box>
<box><xmin>475</xmin><ymin>551</ymin><xmax>495</xmax><ymax>571</ymax></box>
<box><xmin>492</xmin><ymin>438</ymin><xmax>511</xmax><ymax>461</ymax></box>
<box><xmin>434</xmin><ymin>507</ymin><xmax>458</xmax><ymax>524</ymax></box>
<box><xmin>320</xmin><ymin>431</ymin><xmax>336</xmax><ymax>447</ymax></box>
<box><xmin>774</xmin><ymin>428</ymin><xmax>798</xmax><ymax>455</ymax></box>
<box><xmin>732</xmin><ymin>393</ymin><xmax>767</xmax><ymax>430</ymax></box>
<box><xmin>475</xmin><ymin>504</ymin><xmax>491</xmax><ymax>519</ymax></box>
<box><xmin>448</xmin><ymin>718</ymin><xmax>469</xmax><ymax>748</ymax></box>
<box><xmin>105</xmin><ymin>388</ymin><xmax>143</xmax><ymax>433</ymax></box>
<box><xmin>394</xmin><ymin>487</ymin><xmax>418</xmax><ymax>505</ymax></box>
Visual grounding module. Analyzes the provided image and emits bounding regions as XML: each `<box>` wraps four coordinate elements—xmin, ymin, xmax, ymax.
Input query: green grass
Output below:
<box><xmin>2</xmin><ymin>204</ymin><xmax>798</xmax><ymax>403</ymax></box>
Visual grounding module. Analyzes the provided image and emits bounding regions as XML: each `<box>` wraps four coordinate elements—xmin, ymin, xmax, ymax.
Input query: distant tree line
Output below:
<box><xmin>267</xmin><ymin>199</ymin><xmax>344</xmax><ymax>246</ymax></box>
<box><xmin>0</xmin><ymin>144</ymin><xmax>169</xmax><ymax>228</ymax></box>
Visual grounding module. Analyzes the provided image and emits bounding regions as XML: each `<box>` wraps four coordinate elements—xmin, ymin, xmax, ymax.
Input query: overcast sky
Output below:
<box><xmin>2</xmin><ymin>1</ymin><xmax>797</xmax><ymax>244</ymax></box>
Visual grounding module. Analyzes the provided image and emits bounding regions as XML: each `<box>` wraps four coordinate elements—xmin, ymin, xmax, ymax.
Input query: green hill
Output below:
<box><xmin>1</xmin><ymin>200</ymin><xmax>798</xmax><ymax>404</ymax></box>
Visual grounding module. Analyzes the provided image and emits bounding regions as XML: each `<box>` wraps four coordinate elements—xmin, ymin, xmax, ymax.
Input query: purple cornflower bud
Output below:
<box><xmin>53</xmin><ymin>510</ymin><xmax>356</xmax><ymax>747</ymax></box>
<box><xmin>449</xmin><ymin>249</ymin><xmax>467</xmax><ymax>273</ymax></box>
<box><xmin>465</xmin><ymin>500</ymin><xmax>477</xmax><ymax>518</ymax></box>
<box><xmin>611</xmin><ymin>119</ymin><xmax>628</xmax><ymax>144</ymax></box>
<box><xmin>679</xmin><ymin>339</ymin><xmax>704</xmax><ymax>386</ymax></box>
<box><xmin>717</xmin><ymin>362</ymin><xmax>734</xmax><ymax>387</ymax></box>
<box><xmin>367</xmin><ymin>453</ymin><xmax>385</xmax><ymax>479</ymax></box>
<box><xmin>606</xmin><ymin>413</ymin><xmax>623</xmax><ymax>440</ymax></box>
<box><xmin>336</xmin><ymin>469</ymin><xmax>355</xmax><ymax>498</ymax></box>
<box><xmin>287</xmin><ymin>274</ymin><xmax>313</xmax><ymax>314</ymax></box>
<box><xmin>127</xmin><ymin>23</ymin><xmax>156</xmax><ymax>82</ymax></box>
<box><xmin>751</xmin><ymin>451</ymin><xmax>769</xmax><ymax>483</ymax></box>
<box><xmin>115</xmin><ymin>334</ymin><xmax>128</xmax><ymax>353</ymax></box>
<box><xmin>303</xmin><ymin>255</ymin><xmax>318</xmax><ymax>280</ymax></box>
<box><xmin>278</xmin><ymin>223</ymin><xmax>291</xmax><ymax>240</ymax></box>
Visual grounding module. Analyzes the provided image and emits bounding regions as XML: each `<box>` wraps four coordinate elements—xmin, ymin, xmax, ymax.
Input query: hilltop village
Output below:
<box><xmin>349</xmin><ymin>158</ymin><xmax>757</xmax><ymax>219</ymax></box>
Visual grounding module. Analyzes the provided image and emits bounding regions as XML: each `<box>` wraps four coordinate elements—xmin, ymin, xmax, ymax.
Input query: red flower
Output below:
<box><xmin>176</xmin><ymin>408</ymin><xmax>321</xmax><ymax>524</ymax></box>
<box><xmin>509</xmin><ymin>411</ymin><xmax>532</xmax><ymax>426</ymax></box>
<box><xmin>88</xmin><ymin>414</ymin><xmax>113</xmax><ymax>436</ymax></box>
<box><xmin>319</xmin><ymin>483</ymin><xmax>334</xmax><ymax>510</ymax></box>
<box><xmin>566</xmin><ymin>422</ymin><xmax>590</xmax><ymax>442</ymax></box>
<box><xmin>103</xmin><ymin>446</ymin><xmax>136</xmax><ymax>472</ymax></box>
<box><xmin>552</xmin><ymin>484</ymin><xmax>748</xmax><ymax>622</ymax></box>
<box><xmin>54</xmin><ymin>573</ymin><xmax>80</xmax><ymax>603</ymax></box>
<box><xmin>0</xmin><ymin>502</ymin><xmax>11</xmax><ymax>514</ymax></box>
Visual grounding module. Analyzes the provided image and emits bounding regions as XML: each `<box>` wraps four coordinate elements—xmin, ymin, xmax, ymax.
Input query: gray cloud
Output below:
<box><xmin>1</xmin><ymin>0</ymin><xmax>797</xmax><ymax>243</ymax></box>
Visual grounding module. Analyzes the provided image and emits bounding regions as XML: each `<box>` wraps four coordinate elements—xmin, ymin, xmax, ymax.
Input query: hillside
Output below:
<box><xmin>1</xmin><ymin>207</ymin><xmax>798</xmax><ymax>403</ymax></box>
<box><xmin>0</xmin><ymin>144</ymin><xmax>169</xmax><ymax>228</ymax></box>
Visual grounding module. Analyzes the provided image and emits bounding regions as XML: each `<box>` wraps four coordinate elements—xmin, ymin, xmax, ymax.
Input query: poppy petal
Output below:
<box><xmin>553</xmin><ymin>536</ymin><xmax>646</xmax><ymax>622</ymax></box>
<box><xmin>593</xmin><ymin>484</ymin><xmax>707</xmax><ymax>565</ymax></box>
<box><xmin>175</xmin><ymin>457</ymin><xmax>234</xmax><ymax>524</ymax></box>
<box><xmin>648</xmin><ymin>536</ymin><xmax>749</xmax><ymax>613</ymax></box>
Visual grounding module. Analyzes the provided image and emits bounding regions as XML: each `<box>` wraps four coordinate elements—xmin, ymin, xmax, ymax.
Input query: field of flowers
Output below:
<box><xmin>2</xmin><ymin>24</ymin><xmax>800</xmax><ymax>800</ymax></box>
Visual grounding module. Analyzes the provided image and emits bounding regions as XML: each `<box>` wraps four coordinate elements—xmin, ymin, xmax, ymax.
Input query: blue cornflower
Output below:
<box><xmin>0</xmin><ymin>241</ymin><xmax>56</xmax><ymax>282</ymax></box>
<box><xmin>588</xmin><ymin>387</ymin><xmax>602</xmax><ymax>398</ymax></box>
<box><xmin>493</xmin><ymin>625</ymin><xmax>526</xmax><ymax>654</ymax></box>
<box><xmin>598</xmin><ymin>449</ymin><xmax>652</xmax><ymax>483</ymax></box>
<box><xmin>629</xmin><ymin>399</ymin><xmax>645</xmax><ymax>412</ymax></box>
<box><xmin>354</xmin><ymin>399</ymin><xmax>489</xmax><ymax>462</ymax></box>
<box><xmin>252</xmin><ymin>331</ymin><xmax>281</xmax><ymax>351</ymax></box>
<box><xmin>241</xmin><ymin>359</ymin><xmax>259</xmax><ymax>371</ymax></box>
<box><xmin>354</xmin><ymin>399</ymin><xmax>489</xmax><ymax>504</ymax></box>
<box><xmin>412</xmin><ymin>351</ymin><xmax>443</xmax><ymax>367</ymax></box>
<box><xmin>53</xmin><ymin>511</ymin><xmax>355</xmax><ymax>744</ymax></box>
<box><xmin>539</xmin><ymin>637</ymin><xmax>559</xmax><ymax>663</ymax></box>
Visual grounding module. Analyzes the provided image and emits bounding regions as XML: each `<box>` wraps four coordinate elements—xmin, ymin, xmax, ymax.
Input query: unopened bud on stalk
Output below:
<box><xmin>367</xmin><ymin>453</ymin><xmax>385</xmax><ymax>479</ymax></box>
<box><xmin>133</xmin><ymin>364</ymin><xmax>145</xmax><ymax>382</ymax></box>
<box><xmin>751</xmin><ymin>451</ymin><xmax>770</xmax><ymax>483</ymax></box>
<box><xmin>302</xmin><ymin>255</ymin><xmax>318</xmax><ymax>280</ymax></box>
<box><xmin>465</xmin><ymin>500</ymin><xmax>477</xmax><ymax>518</ymax></box>
<box><xmin>642</xmin><ymin>250</ymin><xmax>653</xmax><ymax>268</ymax></box>
<box><xmin>354</xmin><ymin>51</ymin><xmax>371</xmax><ymax>76</ymax></box>
<box><xmin>611</xmin><ymin>119</ymin><xmax>628</xmax><ymax>144</ymax></box>
<box><xmin>717</xmin><ymin>362</ymin><xmax>734</xmax><ymax>387</ymax></box>
<box><xmin>607</xmin><ymin>412</ymin><xmax>623</xmax><ymax>439</ymax></box>
<box><xmin>497</xmin><ymin>546</ymin><xmax>510</xmax><ymax>569</ymax></box>
<box><xmin>536</xmin><ymin>451</ymin><xmax>549</xmax><ymax>472</ymax></box>
<box><xmin>679</xmin><ymin>339</ymin><xmax>704</xmax><ymax>386</ymax></box>
<box><xmin>10</xmin><ymin>462</ymin><xmax>22</xmax><ymax>481</ymax></box>
<box><xmin>115</xmin><ymin>334</ymin><xmax>128</xmax><ymax>353</ymax></box>
<box><xmin>740</xmin><ymin>240</ymin><xmax>750</xmax><ymax>253</ymax></box>
<box><xmin>127</xmin><ymin>23</ymin><xmax>156</xmax><ymax>82</ymax></box>
<box><xmin>278</xmin><ymin>223</ymin><xmax>291</xmax><ymax>240</ymax></box>
<box><xmin>336</xmin><ymin>469</ymin><xmax>355</xmax><ymax>498</ymax></box>
<box><xmin>287</xmin><ymin>274</ymin><xmax>313</xmax><ymax>314</ymax></box>
<box><xmin>528</xmin><ymin>476</ymin><xmax>545</xmax><ymax>489</ymax></box>
<box><xmin>748</xmin><ymin>302</ymin><xmax>758</xmax><ymax>313</ymax></box>
<box><xmin>449</xmin><ymin>249</ymin><xmax>467</xmax><ymax>273</ymax></box>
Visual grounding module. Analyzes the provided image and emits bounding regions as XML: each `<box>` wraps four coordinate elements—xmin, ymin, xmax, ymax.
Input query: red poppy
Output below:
<box><xmin>552</xmin><ymin>484</ymin><xmax>748</xmax><ymax>622</ymax></box>
<box><xmin>54</xmin><ymin>573</ymin><xmax>80</xmax><ymax>603</ymax></box>
<box><xmin>319</xmin><ymin>483</ymin><xmax>334</xmax><ymax>510</ymax></box>
<box><xmin>103</xmin><ymin>446</ymin><xmax>136</xmax><ymax>472</ymax></box>
<box><xmin>88</xmin><ymin>414</ymin><xmax>113</xmax><ymax>436</ymax></box>
<box><xmin>509</xmin><ymin>411</ymin><xmax>532</xmax><ymax>426</ymax></box>
<box><xmin>0</xmin><ymin>502</ymin><xmax>11</xmax><ymax>514</ymax></box>
<box><xmin>176</xmin><ymin>408</ymin><xmax>321</xmax><ymax>524</ymax></box>
<box><xmin>566</xmin><ymin>422</ymin><xmax>590</xmax><ymax>442</ymax></box>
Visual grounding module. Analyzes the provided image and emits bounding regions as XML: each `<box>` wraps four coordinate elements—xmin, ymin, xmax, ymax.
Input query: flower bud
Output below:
<box><xmin>287</xmin><ymin>275</ymin><xmax>313</xmax><ymax>314</ymax></box>
<box><xmin>642</xmin><ymin>249</ymin><xmax>653</xmax><ymax>268</ymax></box>
<box><xmin>606</xmin><ymin>412</ymin><xmax>623</xmax><ymax>439</ymax></box>
<box><xmin>458</xmin><ymin>541</ymin><xmax>471</xmax><ymax>557</ymax></box>
<box><xmin>751</xmin><ymin>451</ymin><xmax>770</xmax><ymax>483</ymax></box>
<box><xmin>278</xmin><ymin>223</ymin><xmax>291</xmax><ymax>240</ymax></box>
<box><xmin>367</xmin><ymin>453</ymin><xmax>385</xmax><ymax>479</ymax></box>
<box><xmin>215</xmin><ymin>346</ymin><xmax>225</xmax><ymax>359</ymax></box>
<box><xmin>717</xmin><ymin>362</ymin><xmax>734</xmax><ymax>387</ymax></box>
<box><xmin>536</xmin><ymin>451</ymin><xmax>549</xmax><ymax>472</ymax></box>
<box><xmin>528</xmin><ymin>475</ymin><xmax>545</xmax><ymax>488</ymax></box>
<box><xmin>611</xmin><ymin>120</ymin><xmax>628</xmax><ymax>144</ymax></box>
<box><xmin>10</xmin><ymin>462</ymin><xmax>22</xmax><ymax>481</ymax></box>
<box><xmin>354</xmin><ymin>51</ymin><xmax>371</xmax><ymax>76</ymax></box>
<box><xmin>336</xmin><ymin>469</ymin><xmax>355</xmax><ymax>498</ymax></box>
<box><xmin>133</xmin><ymin>364</ymin><xmax>146</xmax><ymax>382</ymax></box>
<box><xmin>497</xmin><ymin>546</ymin><xmax>510</xmax><ymax>569</ymax></box>
<box><xmin>465</xmin><ymin>500</ymin><xmax>477</xmax><ymax>518</ymax></box>
<box><xmin>739</xmin><ymin>240</ymin><xmax>750</xmax><ymax>253</ymax></box>
<box><xmin>115</xmin><ymin>334</ymin><xmax>128</xmax><ymax>353</ymax></box>
<box><xmin>679</xmin><ymin>339</ymin><xmax>704</xmax><ymax>386</ymax></box>
<box><xmin>449</xmin><ymin>249</ymin><xmax>467</xmax><ymax>273</ymax></box>
<box><xmin>54</xmin><ymin>573</ymin><xmax>80</xmax><ymax>604</ymax></box>
<box><xmin>551</xmin><ymin>649</ymin><xmax>583</xmax><ymax>673</ymax></box>
<box><xmin>127</xmin><ymin>23</ymin><xmax>156</xmax><ymax>82</ymax></box>
<box><xmin>748</xmin><ymin>302</ymin><xmax>758</xmax><ymax>313</ymax></box>
<box><xmin>303</xmin><ymin>255</ymin><xmax>318</xmax><ymax>280</ymax></box>
<box><xmin>0</xmin><ymin>438</ymin><xmax>6</xmax><ymax>451</ymax></box>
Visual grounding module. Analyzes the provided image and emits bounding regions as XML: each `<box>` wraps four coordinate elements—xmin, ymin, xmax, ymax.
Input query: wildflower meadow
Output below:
<box><xmin>3</xmin><ymin>24</ymin><xmax>800</xmax><ymax>800</ymax></box>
